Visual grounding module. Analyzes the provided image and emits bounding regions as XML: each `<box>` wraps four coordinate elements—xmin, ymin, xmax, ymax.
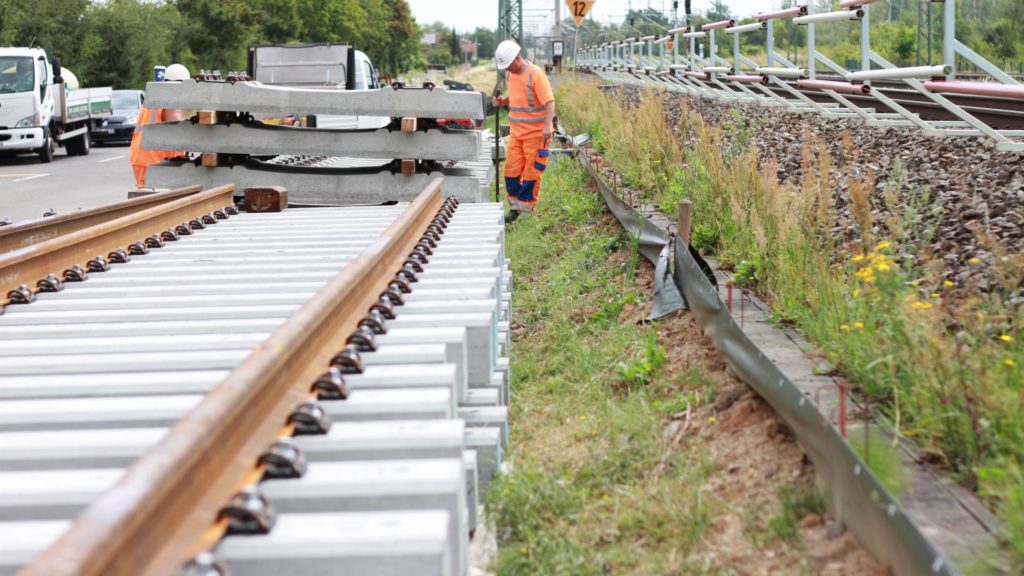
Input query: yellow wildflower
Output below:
<box><xmin>708</xmin><ymin>416</ymin><xmax>717</xmax><ymax>423</ymax></box>
<box><xmin>840</xmin><ymin>324</ymin><xmax>850</xmax><ymax>332</ymax></box>
<box><xmin>854</xmin><ymin>322</ymin><xmax>865</xmax><ymax>330</ymax></box>
<box><xmin>976</xmin><ymin>311</ymin><xmax>986</xmax><ymax>321</ymax></box>
<box><xmin>968</xmin><ymin>257</ymin><xmax>981</xmax><ymax>266</ymax></box>
<box><xmin>855</xmin><ymin>267</ymin><xmax>876</xmax><ymax>284</ymax></box>
<box><xmin>911</xmin><ymin>301</ymin><xmax>934</xmax><ymax>311</ymax></box>
<box><xmin>851</xmin><ymin>254</ymin><xmax>865</xmax><ymax>263</ymax></box>
<box><xmin>875</xmin><ymin>240</ymin><xmax>891</xmax><ymax>250</ymax></box>
<box><xmin>1005</xmin><ymin>359</ymin><xmax>1017</xmax><ymax>368</ymax></box>
<box><xmin>1000</xmin><ymin>334</ymin><xmax>1014</xmax><ymax>343</ymax></box>
<box><xmin>943</xmin><ymin>280</ymin><xmax>954</xmax><ymax>288</ymax></box>
<box><xmin>579</xmin><ymin>415</ymin><xmax>587</xmax><ymax>421</ymax></box>
<box><xmin>930</xmin><ymin>292</ymin><xmax>940</xmax><ymax>299</ymax></box>
<box><xmin>852</xmin><ymin>289</ymin><xmax>860</xmax><ymax>298</ymax></box>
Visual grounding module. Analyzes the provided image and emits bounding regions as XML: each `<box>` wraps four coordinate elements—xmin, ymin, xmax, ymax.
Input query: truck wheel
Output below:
<box><xmin>66</xmin><ymin>132</ymin><xmax>90</xmax><ymax>157</ymax></box>
<box><xmin>38</xmin><ymin>136</ymin><xmax>54</xmax><ymax>163</ymax></box>
<box><xmin>76</xmin><ymin>133</ymin><xmax>90</xmax><ymax>156</ymax></box>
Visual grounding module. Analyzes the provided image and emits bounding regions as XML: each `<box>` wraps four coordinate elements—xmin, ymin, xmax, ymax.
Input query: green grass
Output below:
<box><xmin>488</xmin><ymin>159</ymin><xmax>727</xmax><ymax>574</ymax></box>
<box><xmin>556</xmin><ymin>79</ymin><xmax>1024</xmax><ymax>569</ymax></box>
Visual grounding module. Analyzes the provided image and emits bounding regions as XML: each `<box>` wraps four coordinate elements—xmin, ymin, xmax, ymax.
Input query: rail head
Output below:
<box><xmin>0</xmin><ymin>185</ymin><xmax>236</xmax><ymax>308</ymax></box>
<box><xmin>0</xmin><ymin>185</ymin><xmax>202</xmax><ymax>254</ymax></box>
<box><xmin>20</xmin><ymin>179</ymin><xmax>447</xmax><ymax>576</ymax></box>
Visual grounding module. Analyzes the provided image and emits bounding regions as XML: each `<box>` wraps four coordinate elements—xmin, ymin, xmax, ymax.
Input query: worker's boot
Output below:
<box><xmin>503</xmin><ymin>209</ymin><xmax>520</xmax><ymax>224</ymax></box>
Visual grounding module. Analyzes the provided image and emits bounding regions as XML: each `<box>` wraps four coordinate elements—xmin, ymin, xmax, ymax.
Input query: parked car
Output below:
<box><xmin>91</xmin><ymin>89</ymin><xmax>144</xmax><ymax>145</ymax></box>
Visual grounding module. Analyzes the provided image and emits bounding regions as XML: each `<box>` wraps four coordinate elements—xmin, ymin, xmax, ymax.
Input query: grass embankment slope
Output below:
<box><xmin>488</xmin><ymin>160</ymin><xmax>879</xmax><ymax>574</ymax></box>
<box><xmin>555</xmin><ymin>79</ymin><xmax>1024</xmax><ymax>569</ymax></box>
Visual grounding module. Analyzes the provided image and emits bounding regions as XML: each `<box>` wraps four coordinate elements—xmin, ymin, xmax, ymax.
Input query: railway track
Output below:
<box><xmin>0</xmin><ymin>179</ymin><xmax>510</xmax><ymax>575</ymax></box>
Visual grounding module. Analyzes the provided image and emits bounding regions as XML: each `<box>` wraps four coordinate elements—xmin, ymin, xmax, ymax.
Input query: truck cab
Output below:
<box><xmin>0</xmin><ymin>47</ymin><xmax>111</xmax><ymax>163</ymax></box>
<box><xmin>247</xmin><ymin>43</ymin><xmax>386</xmax><ymax>130</ymax></box>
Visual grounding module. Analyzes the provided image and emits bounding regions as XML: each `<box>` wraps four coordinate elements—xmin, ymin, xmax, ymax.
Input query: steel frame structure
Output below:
<box><xmin>576</xmin><ymin>0</ymin><xmax>1024</xmax><ymax>152</ymax></box>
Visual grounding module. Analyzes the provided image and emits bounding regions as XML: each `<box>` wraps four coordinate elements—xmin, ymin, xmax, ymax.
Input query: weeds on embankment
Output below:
<box><xmin>488</xmin><ymin>161</ymin><xmax>878</xmax><ymax>574</ymax></box>
<box><xmin>557</xmin><ymin>80</ymin><xmax>1024</xmax><ymax>567</ymax></box>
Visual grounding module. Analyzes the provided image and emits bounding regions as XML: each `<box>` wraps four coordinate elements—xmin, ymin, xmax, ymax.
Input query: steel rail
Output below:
<box><xmin>0</xmin><ymin>185</ymin><xmax>235</xmax><ymax>308</ymax></box>
<box><xmin>21</xmin><ymin>178</ymin><xmax>447</xmax><ymax>576</ymax></box>
<box><xmin>0</xmin><ymin>185</ymin><xmax>201</xmax><ymax>254</ymax></box>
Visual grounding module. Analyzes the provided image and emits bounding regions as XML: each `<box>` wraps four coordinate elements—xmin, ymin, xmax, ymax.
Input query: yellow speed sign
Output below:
<box><xmin>566</xmin><ymin>0</ymin><xmax>595</xmax><ymax>25</ymax></box>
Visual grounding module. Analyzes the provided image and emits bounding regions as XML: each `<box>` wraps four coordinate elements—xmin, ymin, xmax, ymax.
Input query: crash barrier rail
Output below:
<box><xmin>140</xmin><ymin>79</ymin><xmax>495</xmax><ymax>203</ymax></box>
<box><xmin>13</xmin><ymin>179</ymin><xmax>497</xmax><ymax>575</ymax></box>
<box><xmin>572</xmin><ymin>143</ymin><xmax>970</xmax><ymax>576</ymax></box>
<box><xmin>0</xmin><ymin>185</ymin><xmax>202</xmax><ymax>254</ymax></box>
<box><xmin>577</xmin><ymin>0</ymin><xmax>1024</xmax><ymax>152</ymax></box>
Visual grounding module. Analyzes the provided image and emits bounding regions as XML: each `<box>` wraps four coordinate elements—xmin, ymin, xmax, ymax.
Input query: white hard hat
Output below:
<box><xmin>164</xmin><ymin>63</ymin><xmax>191</xmax><ymax>81</ymax></box>
<box><xmin>494</xmin><ymin>40</ymin><xmax>520</xmax><ymax>70</ymax></box>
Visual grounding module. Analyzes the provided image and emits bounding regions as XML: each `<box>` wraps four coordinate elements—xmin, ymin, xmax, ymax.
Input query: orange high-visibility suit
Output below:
<box><xmin>504</xmin><ymin>62</ymin><xmax>553</xmax><ymax>212</ymax></box>
<box><xmin>129</xmin><ymin>106</ymin><xmax>184</xmax><ymax>187</ymax></box>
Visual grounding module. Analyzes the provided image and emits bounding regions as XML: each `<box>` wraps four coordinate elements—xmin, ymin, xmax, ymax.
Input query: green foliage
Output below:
<box><xmin>0</xmin><ymin>0</ymin><xmax>422</xmax><ymax>88</ymax></box>
<box><xmin>733</xmin><ymin>259</ymin><xmax>760</xmax><ymax>288</ymax></box>
<box><xmin>768</xmin><ymin>485</ymin><xmax>825</xmax><ymax>544</ymax></box>
<box><xmin>614</xmin><ymin>329</ymin><xmax>667</xmax><ymax>389</ymax></box>
<box><xmin>488</xmin><ymin>159</ymin><xmax>720</xmax><ymax>574</ymax></box>
<box><xmin>557</xmin><ymin>78</ymin><xmax>1024</xmax><ymax>566</ymax></box>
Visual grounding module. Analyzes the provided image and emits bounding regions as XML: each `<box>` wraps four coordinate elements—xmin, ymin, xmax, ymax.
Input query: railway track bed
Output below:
<box><xmin>0</xmin><ymin>181</ymin><xmax>509</xmax><ymax>576</ymax></box>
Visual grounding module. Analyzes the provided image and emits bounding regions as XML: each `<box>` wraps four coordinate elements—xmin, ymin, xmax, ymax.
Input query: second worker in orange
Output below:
<box><xmin>492</xmin><ymin>40</ymin><xmax>555</xmax><ymax>224</ymax></box>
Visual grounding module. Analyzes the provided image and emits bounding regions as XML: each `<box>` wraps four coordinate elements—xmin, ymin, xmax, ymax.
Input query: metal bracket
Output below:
<box><xmin>331</xmin><ymin>340</ymin><xmax>368</xmax><ymax>373</ymax></box>
<box><xmin>63</xmin><ymin>264</ymin><xmax>88</xmax><ymax>282</ymax></box>
<box><xmin>6</xmin><ymin>284</ymin><xmax>34</xmax><ymax>304</ymax></box>
<box><xmin>258</xmin><ymin>437</ymin><xmax>308</xmax><ymax>480</ymax></box>
<box><xmin>36</xmin><ymin>274</ymin><xmax>64</xmax><ymax>293</ymax></box>
<box><xmin>286</xmin><ymin>401</ymin><xmax>331</xmax><ymax>435</ymax></box>
<box><xmin>219</xmin><ymin>485</ymin><xmax>276</xmax><ymax>535</ymax></box>
<box><xmin>312</xmin><ymin>366</ymin><xmax>351</xmax><ymax>398</ymax></box>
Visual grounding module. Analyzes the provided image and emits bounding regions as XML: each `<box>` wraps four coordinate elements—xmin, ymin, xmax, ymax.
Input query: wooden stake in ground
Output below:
<box><xmin>677</xmin><ymin>199</ymin><xmax>693</xmax><ymax>246</ymax></box>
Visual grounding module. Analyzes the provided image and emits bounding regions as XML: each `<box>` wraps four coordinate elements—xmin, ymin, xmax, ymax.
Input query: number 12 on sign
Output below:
<box><xmin>566</xmin><ymin>0</ymin><xmax>594</xmax><ymax>25</ymax></box>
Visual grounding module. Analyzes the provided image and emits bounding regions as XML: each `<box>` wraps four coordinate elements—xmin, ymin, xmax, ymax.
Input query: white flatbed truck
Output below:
<box><xmin>0</xmin><ymin>47</ymin><xmax>112</xmax><ymax>163</ymax></box>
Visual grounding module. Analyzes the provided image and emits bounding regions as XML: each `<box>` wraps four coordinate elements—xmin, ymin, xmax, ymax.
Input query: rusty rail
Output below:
<box><xmin>0</xmin><ymin>185</ymin><xmax>235</xmax><ymax>308</ymax></box>
<box><xmin>21</xmin><ymin>178</ymin><xmax>447</xmax><ymax>576</ymax></box>
<box><xmin>0</xmin><ymin>185</ymin><xmax>202</xmax><ymax>254</ymax></box>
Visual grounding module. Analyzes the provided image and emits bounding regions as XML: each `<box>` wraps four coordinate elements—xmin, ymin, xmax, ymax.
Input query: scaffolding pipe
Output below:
<box><xmin>757</xmin><ymin>66</ymin><xmax>809</xmax><ymax>78</ymax></box>
<box><xmin>726</xmin><ymin>75</ymin><xmax>768</xmax><ymax>85</ymax></box>
<box><xmin>794</xmin><ymin>10</ymin><xmax>863</xmax><ymax>25</ymax></box>
<box><xmin>839</xmin><ymin>0</ymin><xmax>880</xmax><ymax>7</ymax></box>
<box><xmin>725</xmin><ymin>22</ymin><xmax>768</xmax><ymax>34</ymax></box>
<box><xmin>757</xmin><ymin>5</ymin><xmax>807</xmax><ymax>20</ymax></box>
<box><xmin>846</xmin><ymin>64</ymin><xmax>951</xmax><ymax>81</ymax></box>
<box><xmin>924</xmin><ymin>80</ymin><xmax>1024</xmax><ymax>100</ymax></box>
<box><xmin>702</xmin><ymin>19</ymin><xmax>735</xmax><ymax>31</ymax></box>
<box><xmin>797</xmin><ymin>78</ymin><xmax>872</xmax><ymax>94</ymax></box>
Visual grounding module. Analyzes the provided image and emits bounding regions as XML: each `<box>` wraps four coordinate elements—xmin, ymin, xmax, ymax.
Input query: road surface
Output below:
<box><xmin>0</xmin><ymin>144</ymin><xmax>137</xmax><ymax>225</ymax></box>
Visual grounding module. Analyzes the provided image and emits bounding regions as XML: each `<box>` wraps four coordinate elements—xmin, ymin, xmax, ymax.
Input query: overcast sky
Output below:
<box><xmin>407</xmin><ymin>0</ymin><xmax>775</xmax><ymax>33</ymax></box>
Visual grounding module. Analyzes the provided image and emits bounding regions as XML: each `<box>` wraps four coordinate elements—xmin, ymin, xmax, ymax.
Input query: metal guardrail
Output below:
<box><xmin>575</xmin><ymin>149</ymin><xmax>964</xmax><ymax>576</ymax></box>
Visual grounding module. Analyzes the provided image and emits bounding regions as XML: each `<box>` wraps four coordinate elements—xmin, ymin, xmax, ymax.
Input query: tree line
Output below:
<box><xmin>0</xmin><ymin>0</ymin><xmax>422</xmax><ymax>89</ymax></box>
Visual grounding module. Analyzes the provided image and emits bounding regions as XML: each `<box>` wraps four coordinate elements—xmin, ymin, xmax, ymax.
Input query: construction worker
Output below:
<box><xmin>492</xmin><ymin>40</ymin><xmax>555</xmax><ymax>224</ymax></box>
<box><xmin>129</xmin><ymin>63</ymin><xmax>189</xmax><ymax>187</ymax></box>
